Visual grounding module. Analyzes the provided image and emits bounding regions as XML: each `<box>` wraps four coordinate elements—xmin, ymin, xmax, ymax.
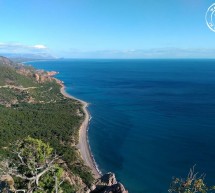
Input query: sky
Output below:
<box><xmin>0</xmin><ymin>0</ymin><xmax>215</xmax><ymax>58</ymax></box>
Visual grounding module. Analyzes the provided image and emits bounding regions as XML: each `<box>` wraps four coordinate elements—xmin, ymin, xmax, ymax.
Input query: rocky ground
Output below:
<box><xmin>89</xmin><ymin>173</ymin><xmax>128</xmax><ymax>193</ymax></box>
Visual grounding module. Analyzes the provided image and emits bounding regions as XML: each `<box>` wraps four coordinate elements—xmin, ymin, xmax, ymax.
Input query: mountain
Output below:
<box><xmin>0</xmin><ymin>56</ymin><xmax>16</xmax><ymax>66</ymax></box>
<box><xmin>0</xmin><ymin>53</ymin><xmax>57</xmax><ymax>62</ymax></box>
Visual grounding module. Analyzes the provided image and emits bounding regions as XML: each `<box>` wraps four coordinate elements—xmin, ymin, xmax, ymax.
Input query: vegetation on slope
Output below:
<box><xmin>1</xmin><ymin>137</ymin><xmax>69</xmax><ymax>193</ymax></box>
<box><xmin>0</xmin><ymin>56</ymin><xmax>94</xmax><ymax>191</ymax></box>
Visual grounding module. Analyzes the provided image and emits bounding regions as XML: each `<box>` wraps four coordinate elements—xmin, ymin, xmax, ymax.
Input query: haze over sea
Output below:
<box><xmin>29</xmin><ymin>59</ymin><xmax>215</xmax><ymax>193</ymax></box>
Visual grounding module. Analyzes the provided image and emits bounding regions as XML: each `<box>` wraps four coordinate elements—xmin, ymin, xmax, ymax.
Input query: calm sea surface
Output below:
<box><xmin>28</xmin><ymin>59</ymin><xmax>215</xmax><ymax>193</ymax></box>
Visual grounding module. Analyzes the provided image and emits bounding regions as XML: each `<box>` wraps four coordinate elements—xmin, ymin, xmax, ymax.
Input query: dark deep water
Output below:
<box><xmin>28</xmin><ymin>59</ymin><xmax>215</xmax><ymax>193</ymax></box>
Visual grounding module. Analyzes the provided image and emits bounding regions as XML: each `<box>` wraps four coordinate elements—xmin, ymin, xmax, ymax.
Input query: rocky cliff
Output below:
<box><xmin>89</xmin><ymin>173</ymin><xmax>128</xmax><ymax>193</ymax></box>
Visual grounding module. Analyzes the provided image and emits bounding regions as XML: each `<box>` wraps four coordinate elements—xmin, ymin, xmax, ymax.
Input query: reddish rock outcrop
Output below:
<box><xmin>33</xmin><ymin>73</ymin><xmax>40</xmax><ymax>82</ymax></box>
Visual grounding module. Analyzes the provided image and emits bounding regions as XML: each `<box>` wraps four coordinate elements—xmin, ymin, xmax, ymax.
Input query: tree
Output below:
<box><xmin>169</xmin><ymin>166</ymin><xmax>215</xmax><ymax>193</ymax></box>
<box><xmin>0</xmin><ymin>137</ymin><xmax>64</xmax><ymax>193</ymax></box>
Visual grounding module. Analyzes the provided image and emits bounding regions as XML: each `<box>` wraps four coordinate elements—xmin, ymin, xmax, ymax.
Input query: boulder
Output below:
<box><xmin>0</xmin><ymin>175</ymin><xmax>15</xmax><ymax>192</ymax></box>
<box><xmin>91</xmin><ymin>173</ymin><xmax>128</xmax><ymax>193</ymax></box>
<box><xmin>102</xmin><ymin>183</ymin><xmax>128</xmax><ymax>193</ymax></box>
<box><xmin>33</xmin><ymin>73</ymin><xmax>40</xmax><ymax>82</ymax></box>
<box><xmin>98</xmin><ymin>173</ymin><xmax>117</xmax><ymax>186</ymax></box>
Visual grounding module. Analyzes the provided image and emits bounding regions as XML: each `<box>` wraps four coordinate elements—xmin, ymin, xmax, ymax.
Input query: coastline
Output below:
<box><xmin>20</xmin><ymin>62</ymin><xmax>128</xmax><ymax>192</ymax></box>
<box><xmin>60</xmin><ymin>84</ymin><xmax>101</xmax><ymax>179</ymax></box>
<box><xmin>24</xmin><ymin>61</ymin><xmax>102</xmax><ymax>179</ymax></box>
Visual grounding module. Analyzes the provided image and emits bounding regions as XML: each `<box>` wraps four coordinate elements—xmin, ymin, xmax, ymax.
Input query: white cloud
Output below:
<box><xmin>33</xmin><ymin>44</ymin><xmax>47</xmax><ymax>49</ymax></box>
<box><xmin>0</xmin><ymin>42</ymin><xmax>49</xmax><ymax>53</ymax></box>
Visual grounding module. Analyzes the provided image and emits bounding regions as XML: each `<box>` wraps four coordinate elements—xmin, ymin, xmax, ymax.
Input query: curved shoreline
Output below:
<box><xmin>60</xmin><ymin>85</ymin><xmax>101</xmax><ymax>178</ymax></box>
<box><xmin>23</xmin><ymin>61</ymin><xmax>101</xmax><ymax>179</ymax></box>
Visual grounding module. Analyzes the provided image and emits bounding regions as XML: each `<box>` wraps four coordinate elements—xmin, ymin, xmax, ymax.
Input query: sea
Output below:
<box><xmin>28</xmin><ymin>59</ymin><xmax>215</xmax><ymax>193</ymax></box>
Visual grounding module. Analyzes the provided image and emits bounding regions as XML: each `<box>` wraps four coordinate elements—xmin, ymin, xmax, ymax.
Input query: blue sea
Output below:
<box><xmin>28</xmin><ymin>59</ymin><xmax>215</xmax><ymax>193</ymax></box>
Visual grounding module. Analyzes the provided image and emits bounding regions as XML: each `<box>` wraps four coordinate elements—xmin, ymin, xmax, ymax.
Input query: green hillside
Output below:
<box><xmin>0</xmin><ymin>56</ymin><xmax>93</xmax><ymax>192</ymax></box>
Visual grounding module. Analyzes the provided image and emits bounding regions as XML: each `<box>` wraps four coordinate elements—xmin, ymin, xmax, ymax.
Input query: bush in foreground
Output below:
<box><xmin>169</xmin><ymin>166</ymin><xmax>215</xmax><ymax>193</ymax></box>
<box><xmin>0</xmin><ymin>137</ymin><xmax>71</xmax><ymax>193</ymax></box>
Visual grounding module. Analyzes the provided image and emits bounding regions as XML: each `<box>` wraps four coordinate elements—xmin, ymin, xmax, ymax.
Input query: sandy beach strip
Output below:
<box><xmin>60</xmin><ymin>85</ymin><xmax>101</xmax><ymax>178</ymax></box>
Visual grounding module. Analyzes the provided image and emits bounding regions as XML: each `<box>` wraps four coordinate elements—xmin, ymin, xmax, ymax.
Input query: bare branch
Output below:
<box><xmin>16</xmin><ymin>189</ymin><xmax>26</xmax><ymax>192</ymax></box>
<box><xmin>17</xmin><ymin>152</ymin><xmax>26</xmax><ymax>166</ymax></box>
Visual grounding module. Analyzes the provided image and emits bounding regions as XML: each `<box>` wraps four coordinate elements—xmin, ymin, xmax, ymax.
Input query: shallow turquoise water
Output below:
<box><xmin>29</xmin><ymin>59</ymin><xmax>215</xmax><ymax>193</ymax></box>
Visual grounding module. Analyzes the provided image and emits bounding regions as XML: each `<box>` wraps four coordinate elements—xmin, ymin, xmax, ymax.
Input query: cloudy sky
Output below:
<box><xmin>0</xmin><ymin>0</ymin><xmax>215</xmax><ymax>58</ymax></box>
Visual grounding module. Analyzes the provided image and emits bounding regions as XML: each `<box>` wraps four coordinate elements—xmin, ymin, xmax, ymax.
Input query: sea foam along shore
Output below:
<box><xmin>60</xmin><ymin>83</ymin><xmax>101</xmax><ymax>179</ymax></box>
